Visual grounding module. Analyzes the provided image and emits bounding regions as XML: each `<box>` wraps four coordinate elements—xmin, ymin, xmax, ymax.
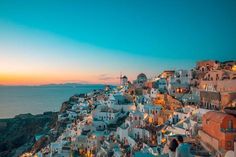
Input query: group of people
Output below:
<box><xmin>168</xmin><ymin>135</ymin><xmax>192</xmax><ymax>157</ymax></box>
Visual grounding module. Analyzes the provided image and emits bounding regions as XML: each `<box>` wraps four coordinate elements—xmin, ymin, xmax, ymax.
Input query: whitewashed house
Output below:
<box><xmin>92</xmin><ymin>105</ymin><xmax>123</xmax><ymax>124</ymax></box>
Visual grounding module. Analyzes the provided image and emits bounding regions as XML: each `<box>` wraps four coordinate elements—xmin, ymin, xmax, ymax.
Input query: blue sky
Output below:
<box><xmin>0</xmin><ymin>0</ymin><xmax>236</xmax><ymax>84</ymax></box>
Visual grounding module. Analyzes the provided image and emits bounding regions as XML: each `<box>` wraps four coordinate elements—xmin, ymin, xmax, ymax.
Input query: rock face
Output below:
<box><xmin>0</xmin><ymin>95</ymin><xmax>77</xmax><ymax>157</ymax></box>
<box><xmin>0</xmin><ymin>112</ymin><xmax>58</xmax><ymax>157</ymax></box>
<box><xmin>60</xmin><ymin>101</ymin><xmax>73</xmax><ymax>113</ymax></box>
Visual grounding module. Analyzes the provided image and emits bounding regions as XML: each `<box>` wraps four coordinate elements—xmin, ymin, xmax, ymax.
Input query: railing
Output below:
<box><xmin>221</xmin><ymin>128</ymin><xmax>236</xmax><ymax>133</ymax></box>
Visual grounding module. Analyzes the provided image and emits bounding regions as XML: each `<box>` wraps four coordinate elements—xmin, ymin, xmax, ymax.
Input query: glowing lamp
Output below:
<box><xmin>232</xmin><ymin>65</ymin><xmax>236</xmax><ymax>71</ymax></box>
<box><xmin>161</xmin><ymin>138</ymin><xmax>166</xmax><ymax>143</ymax></box>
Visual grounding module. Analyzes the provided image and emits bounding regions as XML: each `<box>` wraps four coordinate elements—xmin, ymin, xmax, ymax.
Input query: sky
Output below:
<box><xmin>0</xmin><ymin>0</ymin><xmax>236</xmax><ymax>85</ymax></box>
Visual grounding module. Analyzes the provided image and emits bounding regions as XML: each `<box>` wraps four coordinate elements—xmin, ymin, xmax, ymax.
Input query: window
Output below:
<box><xmin>228</xmin><ymin>120</ymin><xmax>233</xmax><ymax>129</ymax></box>
<box><xmin>216</xmin><ymin>74</ymin><xmax>219</xmax><ymax>80</ymax></box>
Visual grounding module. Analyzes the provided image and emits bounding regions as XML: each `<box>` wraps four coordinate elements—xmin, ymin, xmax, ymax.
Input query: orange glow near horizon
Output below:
<box><xmin>0</xmin><ymin>72</ymin><xmax>122</xmax><ymax>86</ymax></box>
<box><xmin>0</xmin><ymin>53</ymin><xmax>123</xmax><ymax>86</ymax></box>
<box><xmin>0</xmin><ymin>54</ymin><xmax>136</xmax><ymax>86</ymax></box>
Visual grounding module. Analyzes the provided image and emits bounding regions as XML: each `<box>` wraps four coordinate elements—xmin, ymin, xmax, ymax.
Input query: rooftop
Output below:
<box><xmin>203</xmin><ymin>111</ymin><xmax>235</xmax><ymax>123</ymax></box>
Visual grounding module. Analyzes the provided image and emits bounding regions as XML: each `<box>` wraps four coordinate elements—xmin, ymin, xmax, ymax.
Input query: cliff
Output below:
<box><xmin>0</xmin><ymin>112</ymin><xmax>58</xmax><ymax>157</ymax></box>
<box><xmin>0</xmin><ymin>94</ymin><xmax>80</xmax><ymax>157</ymax></box>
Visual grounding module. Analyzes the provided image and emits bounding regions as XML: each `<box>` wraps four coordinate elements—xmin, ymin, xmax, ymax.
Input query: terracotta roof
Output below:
<box><xmin>203</xmin><ymin>111</ymin><xmax>234</xmax><ymax>123</ymax></box>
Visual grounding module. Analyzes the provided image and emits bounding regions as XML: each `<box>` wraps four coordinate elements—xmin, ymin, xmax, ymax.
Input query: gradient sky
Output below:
<box><xmin>0</xmin><ymin>0</ymin><xmax>236</xmax><ymax>85</ymax></box>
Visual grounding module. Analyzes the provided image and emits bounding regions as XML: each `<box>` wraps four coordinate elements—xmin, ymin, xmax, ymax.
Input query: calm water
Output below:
<box><xmin>0</xmin><ymin>85</ymin><xmax>104</xmax><ymax>118</ymax></box>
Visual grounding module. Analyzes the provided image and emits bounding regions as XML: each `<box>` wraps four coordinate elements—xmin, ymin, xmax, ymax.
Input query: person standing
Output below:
<box><xmin>176</xmin><ymin>135</ymin><xmax>191</xmax><ymax>157</ymax></box>
<box><xmin>168</xmin><ymin>138</ymin><xmax>179</xmax><ymax>157</ymax></box>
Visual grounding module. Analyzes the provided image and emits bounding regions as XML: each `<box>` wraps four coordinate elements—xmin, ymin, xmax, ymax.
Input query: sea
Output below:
<box><xmin>0</xmin><ymin>84</ymin><xmax>105</xmax><ymax>119</ymax></box>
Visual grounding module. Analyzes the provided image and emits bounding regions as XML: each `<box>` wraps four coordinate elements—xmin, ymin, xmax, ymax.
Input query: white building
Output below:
<box><xmin>120</xmin><ymin>75</ymin><xmax>128</xmax><ymax>86</ymax></box>
<box><xmin>92</xmin><ymin>105</ymin><xmax>123</xmax><ymax>124</ymax></box>
<box><xmin>137</xmin><ymin>73</ymin><xmax>148</xmax><ymax>84</ymax></box>
<box><xmin>143</xmin><ymin>104</ymin><xmax>163</xmax><ymax>115</ymax></box>
<box><xmin>66</xmin><ymin>110</ymin><xmax>78</xmax><ymax>120</ymax></box>
<box><xmin>170</xmin><ymin>70</ymin><xmax>192</xmax><ymax>85</ymax></box>
<box><xmin>127</xmin><ymin>110</ymin><xmax>146</xmax><ymax>127</ymax></box>
<box><xmin>153</xmin><ymin>78</ymin><xmax>167</xmax><ymax>92</ymax></box>
<box><xmin>150</xmin><ymin>88</ymin><xmax>159</xmax><ymax>99</ymax></box>
<box><xmin>167</xmin><ymin>70</ymin><xmax>192</xmax><ymax>98</ymax></box>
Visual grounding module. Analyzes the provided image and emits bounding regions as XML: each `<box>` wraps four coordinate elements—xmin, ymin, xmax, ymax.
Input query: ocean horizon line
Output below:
<box><xmin>0</xmin><ymin>82</ymin><xmax>118</xmax><ymax>87</ymax></box>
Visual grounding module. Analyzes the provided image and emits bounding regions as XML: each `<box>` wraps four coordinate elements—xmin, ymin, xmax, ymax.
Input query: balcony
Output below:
<box><xmin>220</xmin><ymin>128</ymin><xmax>236</xmax><ymax>133</ymax></box>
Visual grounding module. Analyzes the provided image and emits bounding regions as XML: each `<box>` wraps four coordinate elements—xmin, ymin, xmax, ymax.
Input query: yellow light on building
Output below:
<box><xmin>161</xmin><ymin>129</ymin><xmax>166</xmax><ymax>134</ymax></box>
<box><xmin>232</xmin><ymin>65</ymin><xmax>236</xmax><ymax>71</ymax></box>
<box><xmin>148</xmin><ymin>117</ymin><xmax>153</xmax><ymax>123</ymax></box>
<box><xmin>20</xmin><ymin>153</ymin><xmax>33</xmax><ymax>157</ymax></box>
<box><xmin>161</xmin><ymin>138</ymin><xmax>167</xmax><ymax>143</ymax></box>
<box><xmin>203</xmin><ymin>84</ymin><xmax>206</xmax><ymax>89</ymax></box>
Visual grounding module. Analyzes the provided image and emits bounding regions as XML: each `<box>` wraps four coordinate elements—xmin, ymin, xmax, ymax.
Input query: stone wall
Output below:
<box><xmin>198</xmin><ymin>130</ymin><xmax>219</xmax><ymax>151</ymax></box>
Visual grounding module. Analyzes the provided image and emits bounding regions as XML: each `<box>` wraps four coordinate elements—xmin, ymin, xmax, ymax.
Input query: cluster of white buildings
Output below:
<box><xmin>23</xmin><ymin>60</ymin><xmax>236</xmax><ymax>157</ymax></box>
